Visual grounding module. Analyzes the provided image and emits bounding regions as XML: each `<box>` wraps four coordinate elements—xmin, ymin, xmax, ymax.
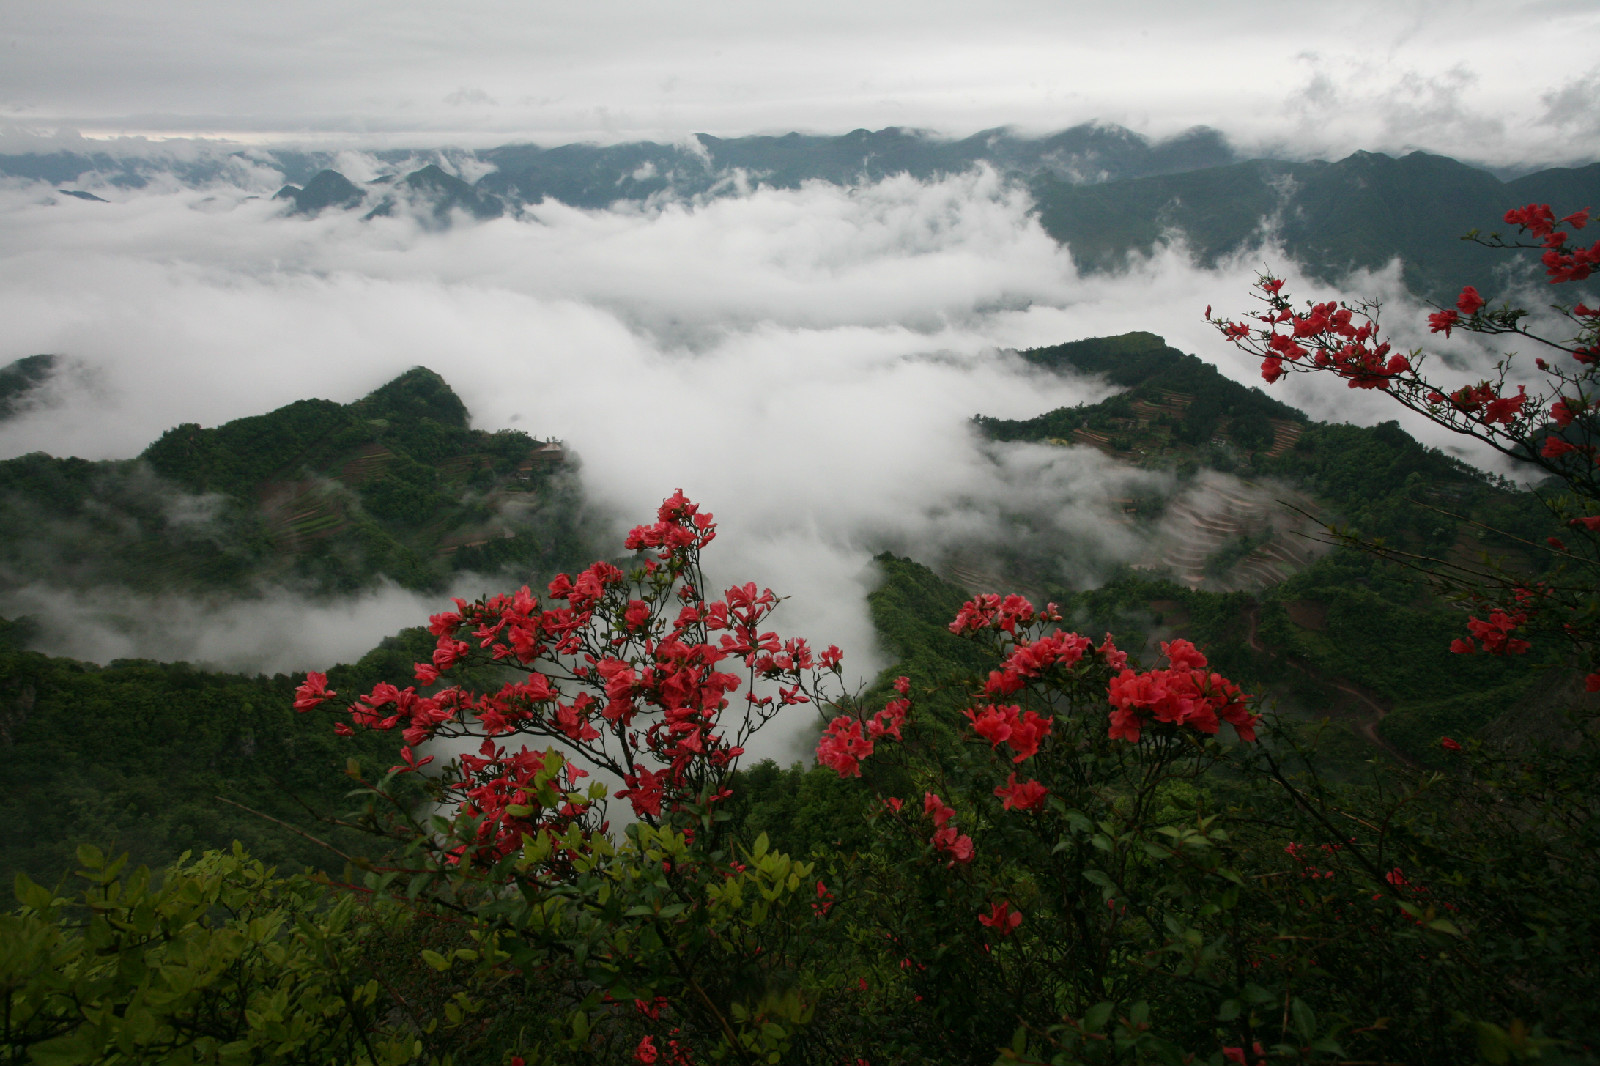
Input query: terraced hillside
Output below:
<box><xmin>954</xmin><ymin>331</ymin><xmax>1576</xmax><ymax>768</ymax></box>
<box><xmin>1139</xmin><ymin>471</ymin><xmax>1326</xmax><ymax>591</ymax></box>
<box><xmin>972</xmin><ymin>332</ymin><xmax>1540</xmax><ymax>598</ymax></box>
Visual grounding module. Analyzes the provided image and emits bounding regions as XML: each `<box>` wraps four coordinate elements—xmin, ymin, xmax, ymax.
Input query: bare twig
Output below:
<box><xmin>212</xmin><ymin>794</ymin><xmax>362</xmax><ymax>865</ymax></box>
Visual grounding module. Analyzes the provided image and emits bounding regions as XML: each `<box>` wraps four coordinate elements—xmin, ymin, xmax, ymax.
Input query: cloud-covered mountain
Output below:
<box><xmin>0</xmin><ymin>354</ymin><xmax>58</xmax><ymax>422</ymax></box>
<box><xmin>8</xmin><ymin>123</ymin><xmax>1596</xmax><ymax>303</ymax></box>
<box><xmin>0</xmin><ymin>362</ymin><xmax>587</xmax><ymax>598</ymax></box>
<box><xmin>1</xmin><ymin>127</ymin><xmax>1586</xmax><ymax>688</ymax></box>
<box><xmin>1033</xmin><ymin>150</ymin><xmax>1600</xmax><ymax>301</ymax></box>
<box><xmin>2</xmin><ymin>122</ymin><xmax>1233</xmax><ymax>200</ymax></box>
<box><xmin>274</xmin><ymin>169</ymin><xmax>363</xmax><ymax>216</ymax></box>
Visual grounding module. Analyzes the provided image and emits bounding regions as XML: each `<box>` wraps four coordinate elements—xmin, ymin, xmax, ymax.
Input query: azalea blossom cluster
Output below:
<box><xmin>1215</xmin><ymin>202</ymin><xmax>1600</xmax><ymax>680</ymax></box>
<box><xmin>922</xmin><ymin>792</ymin><xmax>974</xmax><ymax>864</ymax></box>
<box><xmin>1107</xmin><ymin>639</ymin><xmax>1258</xmax><ymax>743</ymax></box>
<box><xmin>950</xmin><ymin>594</ymin><xmax>1255</xmax><ymax>745</ymax></box>
<box><xmin>452</xmin><ymin>741</ymin><xmax>593</xmax><ymax>866</ymax></box>
<box><xmin>1213</xmin><ymin>276</ymin><xmax>1412</xmax><ymax>391</ymax></box>
<box><xmin>811</xmin><ymin>588</ymin><xmax>1258</xmax><ymax>984</ymax></box>
<box><xmin>1449</xmin><ymin>609</ymin><xmax>1532</xmax><ymax>656</ymax></box>
<box><xmin>817</xmin><ymin>592</ymin><xmax>1258</xmax><ymax>780</ymax></box>
<box><xmin>965</xmin><ymin>703</ymin><xmax>1053</xmax><ymax>761</ymax></box>
<box><xmin>295</xmin><ymin>490</ymin><xmax>845</xmax><ymax>869</ymax></box>
<box><xmin>815</xmin><ymin>675</ymin><xmax>910</xmax><ymax>777</ymax></box>
<box><xmin>978</xmin><ymin>899</ymin><xmax>1022</xmax><ymax>936</ymax></box>
<box><xmin>1283</xmin><ymin>840</ymin><xmax>1342</xmax><ymax>881</ymax></box>
<box><xmin>1442</xmin><ymin>584</ymin><xmax>1600</xmax><ymax>687</ymax></box>
<box><xmin>1502</xmin><ymin>203</ymin><xmax>1596</xmax><ymax>285</ymax></box>
<box><xmin>1206</xmin><ymin>203</ymin><xmax>1600</xmax><ymax>457</ymax></box>
<box><xmin>816</xmin><ymin>591</ymin><xmax>1262</xmax><ymax>1024</ymax></box>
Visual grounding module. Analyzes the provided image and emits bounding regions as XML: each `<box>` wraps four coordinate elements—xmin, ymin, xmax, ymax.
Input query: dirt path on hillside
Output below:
<box><xmin>1244</xmin><ymin>606</ymin><xmax>1421</xmax><ymax>769</ymax></box>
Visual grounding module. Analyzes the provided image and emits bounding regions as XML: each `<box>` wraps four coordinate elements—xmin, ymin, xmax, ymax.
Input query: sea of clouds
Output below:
<box><xmin>0</xmin><ymin>158</ymin><xmax>1537</xmax><ymax>756</ymax></box>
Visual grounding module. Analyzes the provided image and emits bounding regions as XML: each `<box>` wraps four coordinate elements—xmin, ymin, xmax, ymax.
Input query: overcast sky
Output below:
<box><xmin>3</xmin><ymin>0</ymin><xmax>1599</xmax><ymax>165</ymax></box>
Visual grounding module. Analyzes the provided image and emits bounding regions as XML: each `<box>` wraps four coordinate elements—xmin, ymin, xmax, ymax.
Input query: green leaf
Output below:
<box><xmin>1290</xmin><ymin>997</ymin><xmax>1317</xmax><ymax>1041</ymax></box>
<box><xmin>1426</xmin><ymin>918</ymin><xmax>1465</xmax><ymax>937</ymax></box>
<box><xmin>15</xmin><ymin>872</ymin><xmax>55</xmax><ymax>912</ymax></box>
<box><xmin>27</xmin><ymin>1031</ymin><xmax>96</xmax><ymax>1066</ymax></box>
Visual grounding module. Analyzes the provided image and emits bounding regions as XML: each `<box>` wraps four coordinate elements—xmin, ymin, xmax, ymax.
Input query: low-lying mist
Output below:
<box><xmin>0</xmin><ymin>164</ymin><xmax>1530</xmax><ymax>751</ymax></box>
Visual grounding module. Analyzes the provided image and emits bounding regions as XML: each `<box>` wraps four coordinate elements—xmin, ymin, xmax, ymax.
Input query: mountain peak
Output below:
<box><xmin>356</xmin><ymin>367</ymin><xmax>470</xmax><ymax>429</ymax></box>
<box><xmin>275</xmin><ymin>169</ymin><xmax>363</xmax><ymax>215</ymax></box>
<box><xmin>366</xmin><ymin>164</ymin><xmax>504</xmax><ymax>222</ymax></box>
<box><xmin>0</xmin><ymin>353</ymin><xmax>59</xmax><ymax>421</ymax></box>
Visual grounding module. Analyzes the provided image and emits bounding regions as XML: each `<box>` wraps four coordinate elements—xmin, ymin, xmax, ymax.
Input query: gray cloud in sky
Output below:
<box><xmin>1541</xmin><ymin>66</ymin><xmax>1600</xmax><ymax>135</ymax></box>
<box><xmin>2</xmin><ymin>1</ymin><xmax>1598</xmax><ymax>165</ymax></box>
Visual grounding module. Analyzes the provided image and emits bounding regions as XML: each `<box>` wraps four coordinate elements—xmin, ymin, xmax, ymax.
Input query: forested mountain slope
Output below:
<box><xmin>0</xmin><ymin>619</ymin><xmax>433</xmax><ymax>887</ymax></box>
<box><xmin>1033</xmin><ymin>151</ymin><xmax>1600</xmax><ymax>301</ymax></box>
<box><xmin>0</xmin><ymin>364</ymin><xmax>589</xmax><ymax>595</ymax></box>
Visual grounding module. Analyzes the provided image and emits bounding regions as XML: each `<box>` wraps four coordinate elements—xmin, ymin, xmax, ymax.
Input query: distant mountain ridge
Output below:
<box><xmin>9</xmin><ymin>124</ymin><xmax>1596</xmax><ymax>299</ymax></box>
<box><xmin>0</xmin><ymin>122</ymin><xmax>1234</xmax><ymax>198</ymax></box>
<box><xmin>0</xmin><ymin>123</ymin><xmax>1238</xmax><ymax>226</ymax></box>
<box><xmin>1032</xmin><ymin>151</ymin><xmax>1600</xmax><ymax>301</ymax></box>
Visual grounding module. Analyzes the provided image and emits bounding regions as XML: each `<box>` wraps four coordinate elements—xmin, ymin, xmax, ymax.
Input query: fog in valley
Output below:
<box><xmin>0</xmin><ymin>153</ymin><xmax>1531</xmax><ymax>725</ymax></box>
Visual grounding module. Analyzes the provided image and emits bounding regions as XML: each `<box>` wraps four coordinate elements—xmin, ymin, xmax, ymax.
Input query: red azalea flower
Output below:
<box><xmin>1428</xmin><ymin>309</ymin><xmax>1460</xmax><ymax>336</ymax></box>
<box><xmin>994</xmin><ymin>772</ymin><xmax>1048</xmax><ymax>811</ymax></box>
<box><xmin>293</xmin><ymin>671</ymin><xmax>336</xmax><ymax>712</ymax></box>
<box><xmin>978</xmin><ymin>899</ymin><xmax>1023</xmax><ymax>935</ymax></box>
<box><xmin>1543</xmin><ymin>437</ymin><xmax>1579</xmax><ymax>458</ymax></box>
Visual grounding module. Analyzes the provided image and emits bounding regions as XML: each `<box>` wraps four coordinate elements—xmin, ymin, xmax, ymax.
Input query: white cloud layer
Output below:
<box><xmin>0</xmin><ymin>165</ymin><xmax>1545</xmax><ymax>755</ymax></box>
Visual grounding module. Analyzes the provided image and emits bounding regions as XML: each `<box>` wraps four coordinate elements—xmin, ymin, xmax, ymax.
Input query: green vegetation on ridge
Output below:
<box><xmin>0</xmin><ymin>620</ymin><xmax>436</xmax><ymax>889</ymax></box>
<box><xmin>0</xmin><ymin>366</ymin><xmax>591</xmax><ymax>596</ymax></box>
<box><xmin>969</xmin><ymin>332</ymin><xmax>1565</xmax><ymax>766</ymax></box>
<box><xmin>1033</xmin><ymin>151</ymin><xmax>1600</xmax><ymax>301</ymax></box>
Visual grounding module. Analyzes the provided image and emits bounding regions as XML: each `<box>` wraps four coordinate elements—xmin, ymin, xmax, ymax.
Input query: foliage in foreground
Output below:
<box><xmin>9</xmin><ymin>201</ymin><xmax>1600</xmax><ymax>1064</ymax></box>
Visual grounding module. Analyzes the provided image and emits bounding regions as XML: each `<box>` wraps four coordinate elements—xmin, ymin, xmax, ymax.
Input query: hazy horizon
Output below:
<box><xmin>4</xmin><ymin>0</ymin><xmax>1599</xmax><ymax>168</ymax></box>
